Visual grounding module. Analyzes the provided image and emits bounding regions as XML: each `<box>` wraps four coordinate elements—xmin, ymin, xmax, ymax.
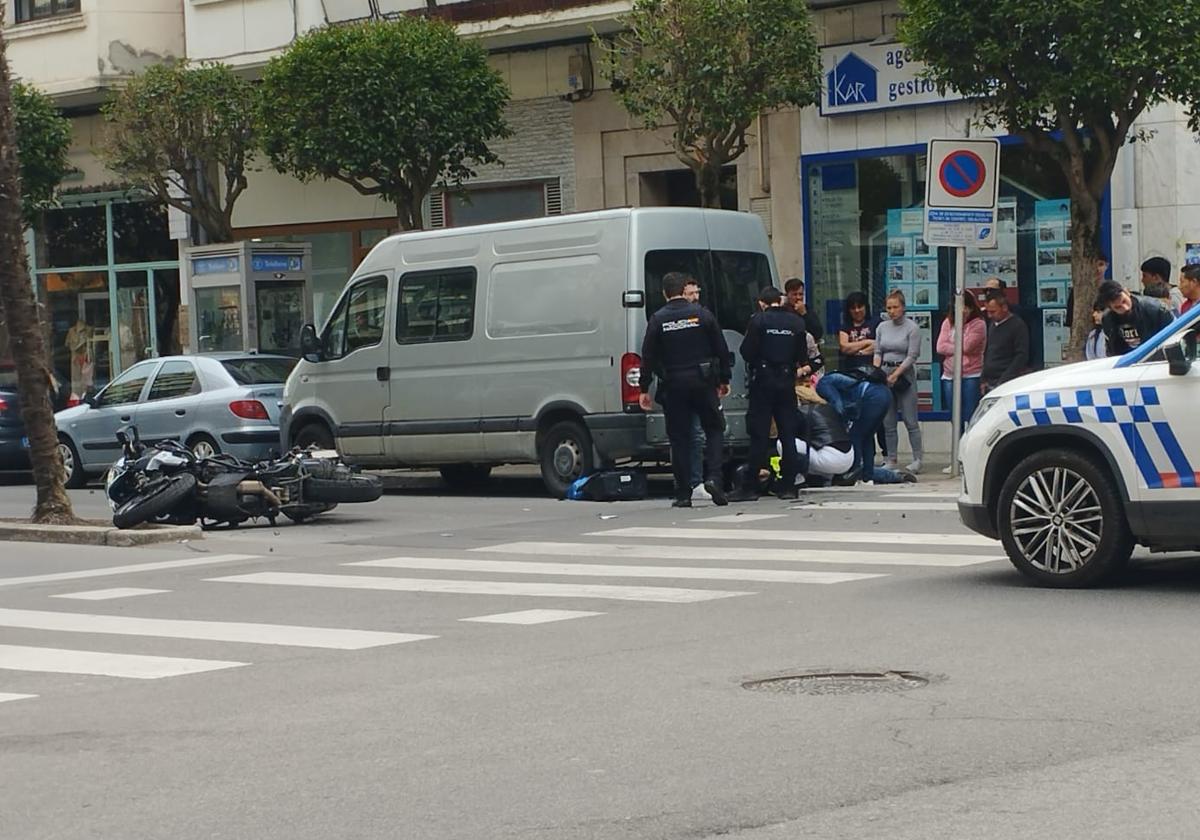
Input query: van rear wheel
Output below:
<box><xmin>538</xmin><ymin>420</ymin><xmax>593</xmax><ymax>498</ymax></box>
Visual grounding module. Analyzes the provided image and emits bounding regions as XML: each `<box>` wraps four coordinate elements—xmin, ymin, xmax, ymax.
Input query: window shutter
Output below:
<box><xmin>544</xmin><ymin>179</ymin><xmax>564</xmax><ymax>216</ymax></box>
<box><xmin>428</xmin><ymin>192</ymin><xmax>447</xmax><ymax>228</ymax></box>
<box><xmin>750</xmin><ymin>197</ymin><xmax>772</xmax><ymax>238</ymax></box>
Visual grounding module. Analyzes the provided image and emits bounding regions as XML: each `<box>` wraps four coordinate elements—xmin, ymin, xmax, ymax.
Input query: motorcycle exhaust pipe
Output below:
<box><xmin>238</xmin><ymin>480</ymin><xmax>282</xmax><ymax>508</ymax></box>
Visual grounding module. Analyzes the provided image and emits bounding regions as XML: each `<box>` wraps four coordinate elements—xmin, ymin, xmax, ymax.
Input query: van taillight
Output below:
<box><xmin>0</xmin><ymin>396</ymin><xmax>7</xmax><ymax>415</ymax></box>
<box><xmin>620</xmin><ymin>353</ymin><xmax>641</xmax><ymax>407</ymax></box>
<box><xmin>229</xmin><ymin>399</ymin><xmax>270</xmax><ymax>420</ymax></box>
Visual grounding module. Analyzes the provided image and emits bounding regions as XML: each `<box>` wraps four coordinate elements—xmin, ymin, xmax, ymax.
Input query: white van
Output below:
<box><xmin>281</xmin><ymin>208</ymin><xmax>779</xmax><ymax>496</ymax></box>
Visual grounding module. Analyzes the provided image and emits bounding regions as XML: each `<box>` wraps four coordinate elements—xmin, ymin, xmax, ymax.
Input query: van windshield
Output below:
<box><xmin>644</xmin><ymin>250</ymin><xmax>772</xmax><ymax>334</ymax></box>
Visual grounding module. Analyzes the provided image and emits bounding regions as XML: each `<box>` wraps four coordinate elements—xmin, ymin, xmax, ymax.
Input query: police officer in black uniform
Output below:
<box><xmin>732</xmin><ymin>286</ymin><xmax>808</xmax><ymax>501</ymax></box>
<box><xmin>640</xmin><ymin>271</ymin><xmax>732</xmax><ymax>508</ymax></box>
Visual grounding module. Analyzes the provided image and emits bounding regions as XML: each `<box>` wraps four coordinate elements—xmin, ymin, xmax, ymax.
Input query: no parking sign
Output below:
<box><xmin>923</xmin><ymin>138</ymin><xmax>1000</xmax><ymax>248</ymax></box>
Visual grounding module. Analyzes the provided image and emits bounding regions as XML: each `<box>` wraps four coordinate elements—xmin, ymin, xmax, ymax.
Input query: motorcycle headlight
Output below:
<box><xmin>967</xmin><ymin>396</ymin><xmax>1001</xmax><ymax>432</ymax></box>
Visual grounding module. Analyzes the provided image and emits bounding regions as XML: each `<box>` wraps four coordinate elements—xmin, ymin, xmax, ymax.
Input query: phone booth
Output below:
<box><xmin>183</xmin><ymin>241</ymin><xmax>313</xmax><ymax>356</ymax></box>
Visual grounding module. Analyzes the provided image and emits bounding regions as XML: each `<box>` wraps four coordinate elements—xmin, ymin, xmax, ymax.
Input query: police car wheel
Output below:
<box><xmin>997</xmin><ymin>449</ymin><xmax>1133</xmax><ymax>588</ymax></box>
<box><xmin>538</xmin><ymin>420</ymin><xmax>594</xmax><ymax>498</ymax></box>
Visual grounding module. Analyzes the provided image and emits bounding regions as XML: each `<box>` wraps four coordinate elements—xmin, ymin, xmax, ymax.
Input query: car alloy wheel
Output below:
<box><xmin>1008</xmin><ymin>466</ymin><xmax>1103</xmax><ymax>575</ymax></box>
<box><xmin>191</xmin><ymin>438</ymin><xmax>218</xmax><ymax>459</ymax></box>
<box><xmin>57</xmin><ymin>441</ymin><xmax>75</xmax><ymax>484</ymax></box>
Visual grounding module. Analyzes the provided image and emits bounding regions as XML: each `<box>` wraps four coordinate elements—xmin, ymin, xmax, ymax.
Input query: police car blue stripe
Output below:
<box><xmin>1075</xmin><ymin>390</ymin><xmax>1094</xmax><ymax>407</ymax></box>
<box><xmin>1097</xmin><ymin>406</ymin><xmax>1116</xmax><ymax>423</ymax></box>
<box><xmin>1131</xmin><ymin>405</ymin><xmax>1150</xmax><ymax>423</ymax></box>
<box><xmin>1140</xmin><ymin>386</ymin><xmax>1161</xmax><ymax>406</ymax></box>
<box><xmin>1121</xmin><ymin>422</ymin><xmax>1163</xmax><ymax>489</ymax></box>
<box><xmin>1015</xmin><ymin>394</ymin><xmax>1031</xmax><ymax>410</ymax></box>
<box><xmin>1151</xmin><ymin>422</ymin><xmax>1197</xmax><ymax>488</ymax></box>
<box><xmin>1108</xmin><ymin>388</ymin><xmax>1127</xmax><ymax>406</ymax></box>
<box><xmin>1045</xmin><ymin>392</ymin><xmax>1061</xmax><ymax>408</ymax></box>
<box><xmin>1064</xmin><ymin>407</ymin><xmax>1083</xmax><ymax>423</ymax></box>
<box><xmin>1032</xmin><ymin>409</ymin><xmax>1052</xmax><ymax>426</ymax></box>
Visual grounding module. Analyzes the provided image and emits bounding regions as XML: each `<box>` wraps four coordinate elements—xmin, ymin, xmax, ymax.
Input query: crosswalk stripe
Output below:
<box><xmin>0</xmin><ymin>554</ymin><xmax>260</xmax><ymax>589</ymax></box>
<box><xmin>476</xmin><ymin>542</ymin><xmax>997</xmax><ymax>568</ymax></box>
<box><xmin>0</xmin><ymin>644</ymin><xmax>247</xmax><ymax>680</ymax></box>
<box><xmin>349</xmin><ymin>557</ymin><xmax>883</xmax><ymax>584</ymax></box>
<box><xmin>588</xmin><ymin>526</ymin><xmax>995</xmax><ymax>548</ymax></box>
<box><xmin>210</xmin><ymin>571</ymin><xmax>750</xmax><ymax>604</ymax></box>
<box><xmin>52</xmin><ymin>588</ymin><xmax>169</xmax><ymax>601</ymax></box>
<box><xmin>0</xmin><ymin>608</ymin><xmax>434</xmax><ymax>650</ymax></box>
<box><xmin>0</xmin><ymin>692</ymin><xmax>37</xmax><ymax>703</ymax></box>
<box><xmin>876</xmin><ymin>492</ymin><xmax>960</xmax><ymax>500</ymax></box>
<box><xmin>692</xmin><ymin>514</ymin><xmax>787</xmax><ymax>523</ymax></box>
<box><xmin>790</xmin><ymin>501</ymin><xmax>958</xmax><ymax>511</ymax></box>
<box><xmin>460</xmin><ymin>610</ymin><xmax>602</xmax><ymax>625</ymax></box>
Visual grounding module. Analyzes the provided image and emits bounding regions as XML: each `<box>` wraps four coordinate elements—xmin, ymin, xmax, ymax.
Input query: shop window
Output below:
<box><xmin>147</xmin><ymin>361</ymin><xmax>200</xmax><ymax>401</ymax></box>
<box><xmin>14</xmin><ymin>0</ymin><xmax>79</xmax><ymax>23</ymax></box>
<box><xmin>113</xmin><ymin>202</ymin><xmax>176</xmax><ymax>265</ymax></box>
<box><xmin>37</xmin><ymin>271</ymin><xmax>112</xmax><ymax>397</ymax></box>
<box><xmin>194</xmin><ymin>286</ymin><xmax>244</xmax><ymax>353</ymax></box>
<box><xmin>805</xmin><ymin>144</ymin><xmax>1077</xmax><ymax>411</ymax></box>
<box><xmin>37</xmin><ymin>205</ymin><xmax>107</xmax><ymax>268</ymax></box>
<box><xmin>396</xmin><ymin>269</ymin><xmax>475</xmax><ymax>343</ymax></box>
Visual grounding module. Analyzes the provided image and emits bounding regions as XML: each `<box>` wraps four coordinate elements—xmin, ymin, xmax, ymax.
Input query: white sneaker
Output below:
<box><xmin>941</xmin><ymin>465</ymin><xmax>953</xmax><ymax>475</ymax></box>
<box><xmin>691</xmin><ymin>483</ymin><xmax>712</xmax><ymax>501</ymax></box>
<box><xmin>906</xmin><ymin>460</ymin><xmax>922</xmax><ymax>474</ymax></box>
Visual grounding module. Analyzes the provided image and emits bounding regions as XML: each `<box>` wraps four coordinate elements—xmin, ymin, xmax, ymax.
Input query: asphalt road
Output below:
<box><xmin>2</xmin><ymin>471</ymin><xmax>1200</xmax><ymax>839</ymax></box>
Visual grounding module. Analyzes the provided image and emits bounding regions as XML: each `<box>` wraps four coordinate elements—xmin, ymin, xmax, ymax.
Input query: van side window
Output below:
<box><xmin>396</xmin><ymin>268</ymin><xmax>476</xmax><ymax>344</ymax></box>
<box><xmin>322</xmin><ymin>276</ymin><xmax>388</xmax><ymax>360</ymax></box>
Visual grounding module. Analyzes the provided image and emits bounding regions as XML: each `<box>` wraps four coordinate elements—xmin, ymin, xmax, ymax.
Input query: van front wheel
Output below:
<box><xmin>538</xmin><ymin>420</ymin><xmax>593</xmax><ymax>498</ymax></box>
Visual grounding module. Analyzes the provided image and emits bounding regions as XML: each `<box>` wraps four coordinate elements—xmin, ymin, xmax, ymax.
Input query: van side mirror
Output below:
<box><xmin>300</xmin><ymin>324</ymin><xmax>322</xmax><ymax>363</ymax></box>
<box><xmin>1164</xmin><ymin>333</ymin><xmax>1196</xmax><ymax>376</ymax></box>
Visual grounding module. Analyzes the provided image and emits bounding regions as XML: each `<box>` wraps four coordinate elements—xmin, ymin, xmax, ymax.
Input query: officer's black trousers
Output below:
<box><xmin>746</xmin><ymin>383</ymin><xmax>799</xmax><ymax>486</ymax></box>
<box><xmin>662</xmin><ymin>385</ymin><xmax>725</xmax><ymax>499</ymax></box>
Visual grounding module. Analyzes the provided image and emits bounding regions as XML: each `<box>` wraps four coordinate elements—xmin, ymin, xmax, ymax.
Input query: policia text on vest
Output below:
<box><xmin>639</xmin><ymin>271</ymin><xmax>732</xmax><ymax>508</ymax></box>
<box><xmin>733</xmin><ymin>287</ymin><xmax>810</xmax><ymax>501</ymax></box>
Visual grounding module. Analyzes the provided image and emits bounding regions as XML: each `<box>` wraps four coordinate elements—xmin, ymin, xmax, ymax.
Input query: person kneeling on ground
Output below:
<box><xmin>815</xmin><ymin>371</ymin><xmax>917</xmax><ymax>485</ymax></box>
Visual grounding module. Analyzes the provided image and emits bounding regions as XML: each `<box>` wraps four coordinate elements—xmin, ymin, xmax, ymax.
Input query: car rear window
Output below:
<box><xmin>221</xmin><ymin>357</ymin><xmax>297</xmax><ymax>385</ymax></box>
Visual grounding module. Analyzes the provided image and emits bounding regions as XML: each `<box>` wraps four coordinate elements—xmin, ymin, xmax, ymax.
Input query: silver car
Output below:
<box><xmin>55</xmin><ymin>354</ymin><xmax>297</xmax><ymax>487</ymax></box>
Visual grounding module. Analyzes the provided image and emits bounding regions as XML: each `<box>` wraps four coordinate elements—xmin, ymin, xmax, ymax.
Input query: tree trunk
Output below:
<box><xmin>396</xmin><ymin>194</ymin><xmax>424</xmax><ymax>231</ymax></box>
<box><xmin>694</xmin><ymin>162</ymin><xmax>723</xmax><ymax>209</ymax></box>
<box><xmin>0</xmin><ymin>29</ymin><xmax>77</xmax><ymax>525</ymax></box>
<box><xmin>1066</xmin><ymin>193</ymin><xmax>1102</xmax><ymax>363</ymax></box>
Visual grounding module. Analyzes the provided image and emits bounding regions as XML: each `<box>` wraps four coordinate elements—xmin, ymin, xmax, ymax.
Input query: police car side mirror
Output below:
<box><xmin>1164</xmin><ymin>338</ymin><xmax>1192</xmax><ymax>376</ymax></box>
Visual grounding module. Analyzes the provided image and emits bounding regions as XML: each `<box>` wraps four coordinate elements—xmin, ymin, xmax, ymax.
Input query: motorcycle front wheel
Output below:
<box><xmin>112</xmin><ymin>473</ymin><xmax>198</xmax><ymax>530</ymax></box>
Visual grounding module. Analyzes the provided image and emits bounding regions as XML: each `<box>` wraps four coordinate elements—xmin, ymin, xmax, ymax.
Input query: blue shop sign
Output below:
<box><xmin>191</xmin><ymin>256</ymin><xmax>240</xmax><ymax>275</ymax></box>
<box><xmin>251</xmin><ymin>254</ymin><xmax>303</xmax><ymax>273</ymax></box>
<box><xmin>820</xmin><ymin>43</ymin><xmax>962</xmax><ymax>116</ymax></box>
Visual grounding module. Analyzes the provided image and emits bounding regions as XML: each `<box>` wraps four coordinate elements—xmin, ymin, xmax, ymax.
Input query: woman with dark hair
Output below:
<box><xmin>838</xmin><ymin>291</ymin><xmax>877</xmax><ymax>372</ymax></box>
<box><xmin>935</xmin><ymin>289</ymin><xmax>986</xmax><ymax>434</ymax></box>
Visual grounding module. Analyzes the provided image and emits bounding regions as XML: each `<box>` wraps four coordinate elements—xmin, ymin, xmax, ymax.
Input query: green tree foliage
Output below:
<box><xmin>101</xmin><ymin>61</ymin><xmax>258</xmax><ymax>243</ymax></box>
<box><xmin>600</xmin><ymin>0</ymin><xmax>820</xmax><ymax>208</ymax></box>
<box><xmin>901</xmin><ymin>0</ymin><xmax>1200</xmax><ymax>356</ymax></box>
<box><xmin>258</xmin><ymin>18</ymin><xmax>510</xmax><ymax>230</ymax></box>
<box><xmin>12</xmin><ymin>82</ymin><xmax>71</xmax><ymax>226</ymax></box>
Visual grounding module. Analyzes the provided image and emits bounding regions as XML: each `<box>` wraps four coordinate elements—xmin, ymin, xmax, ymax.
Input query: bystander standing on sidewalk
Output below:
<box><xmin>981</xmin><ymin>290</ymin><xmax>1030</xmax><ymax>394</ymax></box>
<box><xmin>936</xmin><ymin>290</ymin><xmax>986</xmax><ymax>433</ymax></box>
<box><xmin>1179</xmin><ymin>264</ymin><xmax>1200</xmax><ymax>315</ymax></box>
<box><xmin>873</xmin><ymin>290</ymin><xmax>923</xmax><ymax>474</ymax></box>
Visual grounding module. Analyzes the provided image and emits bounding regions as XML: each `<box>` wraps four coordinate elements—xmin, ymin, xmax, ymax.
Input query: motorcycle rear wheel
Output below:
<box><xmin>304</xmin><ymin>475</ymin><xmax>382</xmax><ymax>504</ymax></box>
<box><xmin>113</xmin><ymin>474</ymin><xmax>197</xmax><ymax>530</ymax></box>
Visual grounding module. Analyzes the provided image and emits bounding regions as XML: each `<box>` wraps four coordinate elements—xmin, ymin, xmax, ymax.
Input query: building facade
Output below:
<box><xmin>5</xmin><ymin>0</ymin><xmax>1200</xmax><ymax>435</ymax></box>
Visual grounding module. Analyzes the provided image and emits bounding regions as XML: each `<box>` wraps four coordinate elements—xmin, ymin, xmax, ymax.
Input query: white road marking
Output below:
<box><xmin>52</xmin><ymin>588</ymin><xmax>169</xmax><ymax>601</ymax></box>
<box><xmin>476</xmin><ymin>542</ymin><xmax>997</xmax><ymax>568</ymax></box>
<box><xmin>0</xmin><ymin>608</ymin><xmax>434</xmax><ymax>650</ymax></box>
<box><xmin>0</xmin><ymin>555</ymin><xmax>260</xmax><ymax>589</ymax></box>
<box><xmin>691</xmin><ymin>514</ymin><xmax>787</xmax><ymax>523</ymax></box>
<box><xmin>588</xmin><ymin>527</ymin><xmax>995</xmax><ymax>548</ymax></box>
<box><xmin>789</xmin><ymin>501</ymin><xmax>958</xmax><ymax>512</ymax></box>
<box><xmin>0</xmin><ymin>692</ymin><xmax>37</xmax><ymax>704</ymax></box>
<box><xmin>0</xmin><ymin>645</ymin><xmax>246</xmax><ymax>680</ymax></box>
<box><xmin>210</xmin><ymin>572</ymin><xmax>750</xmax><ymax>604</ymax></box>
<box><xmin>460</xmin><ymin>609</ymin><xmax>602</xmax><ymax>625</ymax></box>
<box><xmin>350</xmin><ymin>556</ymin><xmax>882</xmax><ymax>584</ymax></box>
<box><xmin>875</xmin><ymin>492</ymin><xmax>960</xmax><ymax>500</ymax></box>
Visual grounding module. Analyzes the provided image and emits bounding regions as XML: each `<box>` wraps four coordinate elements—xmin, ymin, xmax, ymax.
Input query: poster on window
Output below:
<box><xmin>1042</xmin><ymin>308</ymin><xmax>1070</xmax><ymax>367</ymax></box>
<box><xmin>1035</xmin><ymin>199</ymin><xmax>1073</xmax><ymax>305</ymax></box>
<box><xmin>1186</xmin><ymin>243</ymin><xmax>1200</xmax><ymax>267</ymax></box>
<box><xmin>964</xmin><ymin>197</ymin><xmax>1018</xmax><ymax>288</ymax></box>
<box><xmin>885</xmin><ymin>209</ymin><xmax>939</xmax><ymax>311</ymax></box>
<box><xmin>910</xmin><ymin>311</ymin><xmax>935</xmax><ymax>411</ymax></box>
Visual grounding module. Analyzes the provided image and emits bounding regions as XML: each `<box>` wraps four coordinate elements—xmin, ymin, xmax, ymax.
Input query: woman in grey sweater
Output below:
<box><xmin>872</xmin><ymin>289</ymin><xmax>924</xmax><ymax>473</ymax></box>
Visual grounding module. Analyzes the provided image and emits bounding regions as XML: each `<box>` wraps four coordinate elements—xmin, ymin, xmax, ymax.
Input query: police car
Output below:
<box><xmin>958</xmin><ymin>303</ymin><xmax>1200</xmax><ymax>587</ymax></box>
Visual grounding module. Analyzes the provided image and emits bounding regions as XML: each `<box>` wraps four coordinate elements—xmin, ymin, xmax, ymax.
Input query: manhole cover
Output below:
<box><xmin>742</xmin><ymin>670</ymin><xmax>931</xmax><ymax>696</ymax></box>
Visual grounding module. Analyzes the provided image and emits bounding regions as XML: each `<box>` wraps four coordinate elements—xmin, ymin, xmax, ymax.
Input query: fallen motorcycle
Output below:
<box><xmin>106</xmin><ymin>426</ymin><xmax>382</xmax><ymax>529</ymax></box>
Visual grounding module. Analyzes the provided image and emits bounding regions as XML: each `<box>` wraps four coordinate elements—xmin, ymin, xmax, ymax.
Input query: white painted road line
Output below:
<box><xmin>588</xmin><ymin>526</ymin><xmax>996</xmax><ymax>548</ymax></box>
<box><xmin>790</xmin><ymin>501</ymin><xmax>958</xmax><ymax>512</ymax></box>
<box><xmin>52</xmin><ymin>588</ymin><xmax>169</xmax><ymax>601</ymax></box>
<box><xmin>691</xmin><ymin>514</ymin><xmax>787</xmax><ymax>523</ymax></box>
<box><xmin>350</xmin><ymin>556</ymin><xmax>883</xmax><ymax>584</ymax></box>
<box><xmin>0</xmin><ymin>645</ymin><xmax>247</xmax><ymax>680</ymax></box>
<box><xmin>210</xmin><ymin>571</ymin><xmax>750</xmax><ymax>604</ymax></box>
<box><xmin>0</xmin><ymin>554</ymin><xmax>260</xmax><ymax>588</ymax></box>
<box><xmin>460</xmin><ymin>609</ymin><xmax>603</xmax><ymax>625</ymax></box>
<box><xmin>0</xmin><ymin>608</ymin><xmax>434</xmax><ymax>650</ymax></box>
<box><xmin>0</xmin><ymin>692</ymin><xmax>37</xmax><ymax>704</ymax></box>
<box><xmin>476</xmin><ymin>542</ymin><xmax>998</xmax><ymax>568</ymax></box>
<box><xmin>876</xmin><ymin>492</ymin><xmax>960</xmax><ymax>500</ymax></box>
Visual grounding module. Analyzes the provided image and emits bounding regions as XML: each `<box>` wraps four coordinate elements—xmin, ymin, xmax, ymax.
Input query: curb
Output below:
<box><xmin>0</xmin><ymin>523</ymin><xmax>203</xmax><ymax>547</ymax></box>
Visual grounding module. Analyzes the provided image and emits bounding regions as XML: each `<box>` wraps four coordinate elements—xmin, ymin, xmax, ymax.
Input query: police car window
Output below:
<box><xmin>645</xmin><ymin>249</ymin><xmax>771</xmax><ymax>334</ymax></box>
<box><xmin>396</xmin><ymin>268</ymin><xmax>476</xmax><ymax>344</ymax></box>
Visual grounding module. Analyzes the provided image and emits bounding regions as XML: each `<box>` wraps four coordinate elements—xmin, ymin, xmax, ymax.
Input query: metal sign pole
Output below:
<box><xmin>950</xmin><ymin>246</ymin><xmax>966</xmax><ymax>477</ymax></box>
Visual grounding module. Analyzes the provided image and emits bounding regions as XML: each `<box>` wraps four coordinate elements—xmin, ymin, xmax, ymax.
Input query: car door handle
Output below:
<box><xmin>376</xmin><ymin>366</ymin><xmax>390</xmax><ymax>382</ymax></box>
<box><xmin>174</xmin><ymin>409</ymin><xmax>186</xmax><ymax>417</ymax></box>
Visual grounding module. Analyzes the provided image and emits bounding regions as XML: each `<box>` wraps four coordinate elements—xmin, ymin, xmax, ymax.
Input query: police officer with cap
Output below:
<box><xmin>732</xmin><ymin>286</ymin><xmax>808</xmax><ymax>501</ymax></box>
<box><xmin>639</xmin><ymin>271</ymin><xmax>732</xmax><ymax>508</ymax></box>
